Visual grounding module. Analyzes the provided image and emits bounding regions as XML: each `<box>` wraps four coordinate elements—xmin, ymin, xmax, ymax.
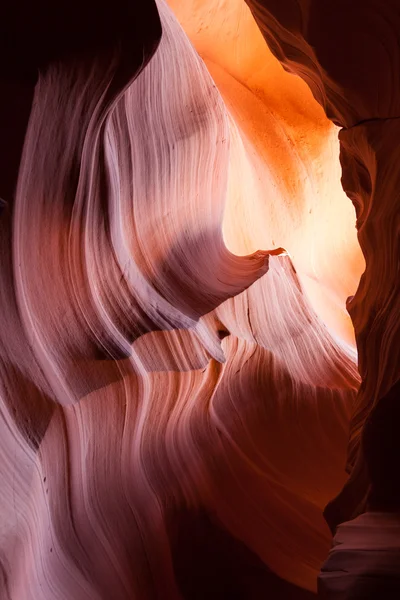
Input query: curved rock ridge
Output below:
<box><xmin>12</xmin><ymin>0</ymin><xmax>269</xmax><ymax>407</ymax></box>
<box><xmin>244</xmin><ymin>0</ymin><xmax>400</xmax><ymax>531</ymax></box>
<box><xmin>0</xmin><ymin>0</ymin><xmax>375</xmax><ymax>597</ymax></box>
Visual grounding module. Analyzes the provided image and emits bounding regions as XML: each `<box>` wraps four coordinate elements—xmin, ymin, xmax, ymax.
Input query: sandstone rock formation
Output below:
<box><xmin>0</xmin><ymin>0</ymin><xmax>398</xmax><ymax>598</ymax></box>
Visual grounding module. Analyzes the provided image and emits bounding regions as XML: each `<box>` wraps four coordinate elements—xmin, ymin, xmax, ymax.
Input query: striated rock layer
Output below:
<box><xmin>0</xmin><ymin>0</ymin><xmax>396</xmax><ymax>597</ymax></box>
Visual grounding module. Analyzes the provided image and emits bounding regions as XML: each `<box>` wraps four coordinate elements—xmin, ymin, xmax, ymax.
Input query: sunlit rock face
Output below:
<box><xmin>244</xmin><ymin>0</ymin><xmax>400</xmax><ymax>530</ymax></box>
<box><xmin>168</xmin><ymin>0</ymin><xmax>364</xmax><ymax>347</ymax></box>
<box><xmin>0</xmin><ymin>0</ymin><xmax>397</xmax><ymax>598</ymax></box>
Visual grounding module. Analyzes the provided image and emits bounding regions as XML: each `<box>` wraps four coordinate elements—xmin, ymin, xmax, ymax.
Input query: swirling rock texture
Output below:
<box><xmin>0</xmin><ymin>1</ymin><xmax>398</xmax><ymax>599</ymax></box>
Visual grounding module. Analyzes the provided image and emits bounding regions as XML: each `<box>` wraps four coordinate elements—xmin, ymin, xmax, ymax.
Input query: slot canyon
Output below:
<box><xmin>0</xmin><ymin>0</ymin><xmax>399</xmax><ymax>598</ymax></box>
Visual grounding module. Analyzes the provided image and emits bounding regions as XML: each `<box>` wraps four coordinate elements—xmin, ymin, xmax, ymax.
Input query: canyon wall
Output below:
<box><xmin>245</xmin><ymin>0</ymin><xmax>400</xmax><ymax>530</ymax></box>
<box><xmin>0</xmin><ymin>0</ymin><xmax>398</xmax><ymax>597</ymax></box>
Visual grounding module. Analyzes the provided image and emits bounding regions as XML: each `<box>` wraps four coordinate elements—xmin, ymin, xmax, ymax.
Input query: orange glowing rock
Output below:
<box><xmin>168</xmin><ymin>0</ymin><xmax>365</xmax><ymax>346</ymax></box>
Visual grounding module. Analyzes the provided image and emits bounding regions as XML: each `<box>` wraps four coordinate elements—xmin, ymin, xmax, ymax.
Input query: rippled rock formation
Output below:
<box><xmin>0</xmin><ymin>0</ymin><xmax>398</xmax><ymax>598</ymax></box>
